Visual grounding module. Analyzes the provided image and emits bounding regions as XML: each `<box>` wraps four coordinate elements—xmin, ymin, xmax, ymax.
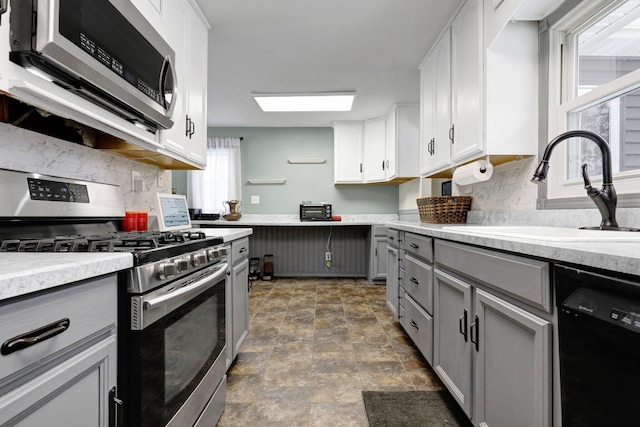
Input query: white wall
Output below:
<box><xmin>0</xmin><ymin>123</ymin><xmax>169</xmax><ymax>215</ymax></box>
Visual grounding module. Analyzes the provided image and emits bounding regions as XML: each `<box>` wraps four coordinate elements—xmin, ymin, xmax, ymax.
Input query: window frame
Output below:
<box><xmin>545</xmin><ymin>0</ymin><xmax>640</xmax><ymax>205</ymax></box>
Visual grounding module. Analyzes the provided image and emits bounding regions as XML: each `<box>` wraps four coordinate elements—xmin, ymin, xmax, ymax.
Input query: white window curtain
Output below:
<box><xmin>187</xmin><ymin>137</ymin><xmax>242</xmax><ymax>213</ymax></box>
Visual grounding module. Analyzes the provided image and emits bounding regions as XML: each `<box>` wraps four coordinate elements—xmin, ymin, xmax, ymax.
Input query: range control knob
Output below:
<box><xmin>218</xmin><ymin>247</ymin><xmax>228</xmax><ymax>257</ymax></box>
<box><xmin>176</xmin><ymin>257</ymin><xmax>190</xmax><ymax>272</ymax></box>
<box><xmin>191</xmin><ymin>251</ymin><xmax>208</xmax><ymax>267</ymax></box>
<box><xmin>157</xmin><ymin>261</ymin><xmax>178</xmax><ymax>280</ymax></box>
<box><xmin>207</xmin><ymin>248</ymin><xmax>220</xmax><ymax>262</ymax></box>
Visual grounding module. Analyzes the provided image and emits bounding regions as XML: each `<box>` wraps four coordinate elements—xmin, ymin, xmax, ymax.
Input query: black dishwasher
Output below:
<box><xmin>555</xmin><ymin>264</ymin><xmax>640</xmax><ymax>427</ymax></box>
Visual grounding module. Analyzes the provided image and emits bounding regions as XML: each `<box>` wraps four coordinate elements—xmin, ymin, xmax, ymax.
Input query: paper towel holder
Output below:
<box><xmin>452</xmin><ymin>156</ymin><xmax>494</xmax><ymax>187</ymax></box>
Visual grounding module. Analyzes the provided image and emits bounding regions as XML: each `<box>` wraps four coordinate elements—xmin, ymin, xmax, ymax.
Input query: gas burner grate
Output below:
<box><xmin>0</xmin><ymin>230</ymin><xmax>217</xmax><ymax>253</ymax></box>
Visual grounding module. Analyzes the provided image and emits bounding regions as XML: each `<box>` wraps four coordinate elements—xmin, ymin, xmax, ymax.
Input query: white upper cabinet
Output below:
<box><xmin>161</xmin><ymin>0</ymin><xmax>209</xmax><ymax>168</ymax></box>
<box><xmin>335</xmin><ymin>104</ymin><xmax>420</xmax><ymax>185</ymax></box>
<box><xmin>419</xmin><ymin>0</ymin><xmax>538</xmax><ymax>178</ymax></box>
<box><xmin>363</xmin><ymin>117</ymin><xmax>387</xmax><ymax>182</ymax></box>
<box><xmin>334</xmin><ymin>121</ymin><xmax>364</xmax><ymax>184</ymax></box>
<box><xmin>387</xmin><ymin>104</ymin><xmax>420</xmax><ymax>181</ymax></box>
<box><xmin>131</xmin><ymin>0</ymin><xmax>163</xmax><ymax>33</ymax></box>
<box><xmin>420</xmin><ymin>29</ymin><xmax>452</xmax><ymax>176</ymax></box>
<box><xmin>451</xmin><ymin>0</ymin><xmax>484</xmax><ymax>163</ymax></box>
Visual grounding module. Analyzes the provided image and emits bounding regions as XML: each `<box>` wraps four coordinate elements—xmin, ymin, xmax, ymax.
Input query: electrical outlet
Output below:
<box><xmin>157</xmin><ymin>171</ymin><xmax>166</xmax><ymax>188</ymax></box>
<box><xmin>132</xmin><ymin>171</ymin><xmax>143</xmax><ymax>192</ymax></box>
<box><xmin>325</xmin><ymin>252</ymin><xmax>332</xmax><ymax>261</ymax></box>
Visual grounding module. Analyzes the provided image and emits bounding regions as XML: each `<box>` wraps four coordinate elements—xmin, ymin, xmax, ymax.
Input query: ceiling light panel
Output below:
<box><xmin>253</xmin><ymin>93</ymin><xmax>355</xmax><ymax>112</ymax></box>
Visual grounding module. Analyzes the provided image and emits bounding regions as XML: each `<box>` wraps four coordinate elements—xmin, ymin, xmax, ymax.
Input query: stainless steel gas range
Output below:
<box><xmin>0</xmin><ymin>169</ymin><xmax>228</xmax><ymax>427</ymax></box>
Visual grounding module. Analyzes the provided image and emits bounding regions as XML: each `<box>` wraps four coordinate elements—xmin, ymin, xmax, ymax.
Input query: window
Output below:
<box><xmin>547</xmin><ymin>0</ymin><xmax>640</xmax><ymax>201</ymax></box>
<box><xmin>187</xmin><ymin>137</ymin><xmax>242</xmax><ymax>213</ymax></box>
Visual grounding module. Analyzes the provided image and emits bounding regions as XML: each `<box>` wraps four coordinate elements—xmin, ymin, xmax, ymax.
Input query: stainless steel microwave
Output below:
<box><xmin>300</xmin><ymin>203</ymin><xmax>332</xmax><ymax>221</ymax></box>
<box><xmin>9</xmin><ymin>0</ymin><xmax>176</xmax><ymax>132</ymax></box>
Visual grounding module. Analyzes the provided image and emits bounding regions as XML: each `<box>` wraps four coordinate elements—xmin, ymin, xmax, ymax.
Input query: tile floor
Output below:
<box><xmin>217</xmin><ymin>277</ymin><xmax>443</xmax><ymax>427</ymax></box>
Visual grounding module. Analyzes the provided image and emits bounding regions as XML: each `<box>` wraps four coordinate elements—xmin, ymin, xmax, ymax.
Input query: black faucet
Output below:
<box><xmin>531</xmin><ymin>130</ymin><xmax>619</xmax><ymax>229</ymax></box>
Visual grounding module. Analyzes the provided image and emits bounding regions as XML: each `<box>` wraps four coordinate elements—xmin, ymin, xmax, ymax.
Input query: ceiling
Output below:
<box><xmin>195</xmin><ymin>0</ymin><xmax>464</xmax><ymax>128</ymax></box>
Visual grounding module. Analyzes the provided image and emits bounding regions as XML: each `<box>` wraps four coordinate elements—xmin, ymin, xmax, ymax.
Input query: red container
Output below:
<box><xmin>123</xmin><ymin>211</ymin><xmax>138</xmax><ymax>231</ymax></box>
<box><xmin>137</xmin><ymin>211</ymin><xmax>148</xmax><ymax>231</ymax></box>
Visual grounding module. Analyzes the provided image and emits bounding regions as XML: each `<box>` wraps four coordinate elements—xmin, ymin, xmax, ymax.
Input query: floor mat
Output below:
<box><xmin>362</xmin><ymin>390</ymin><xmax>474</xmax><ymax>427</ymax></box>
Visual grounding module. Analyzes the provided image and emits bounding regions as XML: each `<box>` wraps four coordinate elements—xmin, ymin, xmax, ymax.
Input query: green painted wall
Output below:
<box><xmin>173</xmin><ymin>127</ymin><xmax>399</xmax><ymax>214</ymax></box>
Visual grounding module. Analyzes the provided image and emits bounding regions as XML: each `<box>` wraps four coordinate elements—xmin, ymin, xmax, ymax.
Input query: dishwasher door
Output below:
<box><xmin>555</xmin><ymin>265</ymin><xmax>640</xmax><ymax>427</ymax></box>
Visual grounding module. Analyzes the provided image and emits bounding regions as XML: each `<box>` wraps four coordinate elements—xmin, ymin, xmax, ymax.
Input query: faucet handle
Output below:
<box><xmin>581</xmin><ymin>164</ymin><xmax>601</xmax><ymax>197</ymax></box>
<box><xmin>581</xmin><ymin>163</ymin><xmax>592</xmax><ymax>188</ymax></box>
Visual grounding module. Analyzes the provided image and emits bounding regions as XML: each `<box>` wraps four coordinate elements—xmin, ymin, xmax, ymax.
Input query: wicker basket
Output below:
<box><xmin>417</xmin><ymin>196</ymin><xmax>472</xmax><ymax>224</ymax></box>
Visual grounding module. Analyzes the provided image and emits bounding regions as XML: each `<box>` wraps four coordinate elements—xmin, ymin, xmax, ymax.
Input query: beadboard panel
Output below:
<box><xmin>247</xmin><ymin>226</ymin><xmax>369</xmax><ymax>277</ymax></box>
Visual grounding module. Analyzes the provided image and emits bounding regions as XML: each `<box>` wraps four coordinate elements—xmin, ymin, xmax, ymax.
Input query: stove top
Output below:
<box><xmin>0</xmin><ymin>230</ymin><xmax>223</xmax><ymax>265</ymax></box>
<box><xmin>0</xmin><ymin>230</ymin><xmax>209</xmax><ymax>253</ymax></box>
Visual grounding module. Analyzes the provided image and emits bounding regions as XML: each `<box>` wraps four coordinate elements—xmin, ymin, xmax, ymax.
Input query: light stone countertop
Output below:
<box><xmin>199</xmin><ymin>227</ymin><xmax>253</xmax><ymax>241</ymax></box>
<box><xmin>387</xmin><ymin>221</ymin><xmax>640</xmax><ymax>277</ymax></box>
<box><xmin>0</xmin><ymin>252</ymin><xmax>133</xmax><ymax>302</ymax></box>
<box><xmin>193</xmin><ymin>214</ymin><xmax>397</xmax><ymax>227</ymax></box>
<box><xmin>0</xmin><ymin>228</ymin><xmax>252</xmax><ymax>302</ymax></box>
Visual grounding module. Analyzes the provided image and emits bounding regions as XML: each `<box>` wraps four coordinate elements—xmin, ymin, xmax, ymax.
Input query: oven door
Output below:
<box><xmin>122</xmin><ymin>262</ymin><xmax>228</xmax><ymax>427</ymax></box>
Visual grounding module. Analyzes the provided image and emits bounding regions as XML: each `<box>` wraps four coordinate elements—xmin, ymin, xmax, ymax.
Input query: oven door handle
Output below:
<box><xmin>143</xmin><ymin>263</ymin><xmax>228</xmax><ymax>310</ymax></box>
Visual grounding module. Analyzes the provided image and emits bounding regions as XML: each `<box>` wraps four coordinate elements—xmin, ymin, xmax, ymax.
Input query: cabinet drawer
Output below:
<box><xmin>404</xmin><ymin>254</ymin><xmax>433</xmax><ymax>314</ymax></box>
<box><xmin>435</xmin><ymin>240</ymin><xmax>551</xmax><ymax>312</ymax></box>
<box><xmin>387</xmin><ymin>229</ymin><xmax>399</xmax><ymax>247</ymax></box>
<box><xmin>403</xmin><ymin>293</ymin><xmax>433</xmax><ymax>364</ymax></box>
<box><xmin>0</xmin><ymin>275</ymin><xmax>117</xmax><ymax>385</ymax></box>
<box><xmin>231</xmin><ymin>237</ymin><xmax>250</xmax><ymax>264</ymax></box>
<box><xmin>373</xmin><ymin>225</ymin><xmax>388</xmax><ymax>236</ymax></box>
<box><xmin>405</xmin><ymin>233</ymin><xmax>433</xmax><ymax>262</ymax></box>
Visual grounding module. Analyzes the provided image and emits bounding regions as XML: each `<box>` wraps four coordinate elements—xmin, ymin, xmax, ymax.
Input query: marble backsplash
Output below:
<box><xmin>0</xmin><ymin>123</ymin><xmax>169</xmax><ymax>215</ymax></box>
<box><xmin>462</xmin><ymin>157</ymin><xmax>539</xmax><ymax>212</ymax></box>
<box><xmin>468</xmin><ymin>207</ymin><xmax>640</xmax><ymax>229</ymax></box>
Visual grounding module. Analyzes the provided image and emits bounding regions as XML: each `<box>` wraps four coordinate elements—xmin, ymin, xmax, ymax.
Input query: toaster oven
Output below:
<box><xmin>300</xmin><ymin>204</ymin><xmax>332</xmax><ymax>221</ymax></box>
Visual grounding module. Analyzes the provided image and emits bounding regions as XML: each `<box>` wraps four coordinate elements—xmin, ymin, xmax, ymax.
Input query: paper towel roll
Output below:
<box><xmin>452</xmin><ymin>160</ymin><xmax>494</xmax><ymax>186</ymax></box>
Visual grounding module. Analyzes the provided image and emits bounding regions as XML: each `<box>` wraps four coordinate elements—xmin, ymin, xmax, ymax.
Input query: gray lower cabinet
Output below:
<box><xmin>386</xmin><ymin>229</ymin><xmax>400</xmax><ymax>317</ymax></box>
<box><xmin>403</xmin><ymin>293</ymin><xmax>433</xmax><ymax>362</ymax></box>
<box><xmin>0</xmin><ymin>275</ymin><xmax>118</xmax><ymax>427</ymax></box>
<box><xmin>386</xmin><ymin>245</ymin><xmax>399</xmax><ymax>316</ymax></box>
<box><xmin>473</xmin><ymin>288</ymin><xmax>551</xmax><ymax>427</ymax></box>
<box><xmin>227</xmin><ymin>237</ymin><xmax>250</xmax><ymax>368</ymax></box>
<box><xmin>433</xmin><ymin>268</ymin><xmax>473</xmax><ymax>415</ymax></box>
<box><xmin>370</xmin><ymin>225</ymin><xmax>388</xmax><ymax>282</ymax></box>
<box><xmin>399</xmin><ymin>232</ymin><xmax>434</xmax><ymax>364</ymax></box>
<box><xmin>434</xmin><ymin>239</ymin><xmax>552</xmax><ymax>427</ymax></box>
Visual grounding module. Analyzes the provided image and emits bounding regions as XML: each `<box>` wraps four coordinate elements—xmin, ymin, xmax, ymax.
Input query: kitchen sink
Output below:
<box><xmin>440</xmin><ymin>225</ymin><xmax>640</xmax><ymax>242</ymax></box>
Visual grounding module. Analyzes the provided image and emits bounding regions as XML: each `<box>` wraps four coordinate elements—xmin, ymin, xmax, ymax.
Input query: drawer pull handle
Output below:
<box><xmin>470</xmin><ymin>315</ymin><xmax>480</xmax><ymax>352</ymax></box>
<box><xmin>109</xmin><ymin>387</ymin><xmax>123</xmax><ymax>427</ymax></box>
<box><xmin>239</xmin><ymin>247</ymin><xmax>248</xmax><ymax>253</ymax></box>
<box><xmin>410</xmin><ymin>243</ymin><xmax>420</xmax><ymax>249</ymax></box>
<box><xmin>410</xmin><ymin>319</ymin><xmax>419</xmax><ymax>330</ymax></box>
<box><xmin>1</xmin><ymin>318</ymin><xmax>70</xmax><ymax>356</ymax></box>
<box><xmin>410</xmin><ymin>277</ymin><xmax>419</xmax><ymax>285</ymax></box>
<box><xmin>459</xmin><ymin>309</ymin><xmax>468</xmax><ymax>342</ymax></box>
